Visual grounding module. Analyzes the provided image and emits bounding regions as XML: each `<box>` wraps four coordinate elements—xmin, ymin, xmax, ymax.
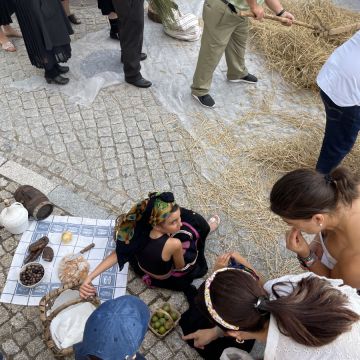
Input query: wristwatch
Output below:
<box><xmin>297</xmin><ymin>250</ymin><xmax>318</xmax><ymax>268</ymax></box>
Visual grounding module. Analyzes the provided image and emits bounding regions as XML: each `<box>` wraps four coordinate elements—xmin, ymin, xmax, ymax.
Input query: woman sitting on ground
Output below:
<box><xmin>80</xmin><ymin>192</ymin><xmax>220</xmax><ymax>300</ymax></box>
<box><xmin>270</xmin><ymin>166</ymin><xmax>360</xmax><ymax>289</ymax></box>
<box><xmin>182</xmin><ymin>258</ymin><xmax>360</xmax><ymax>360</ymax></box>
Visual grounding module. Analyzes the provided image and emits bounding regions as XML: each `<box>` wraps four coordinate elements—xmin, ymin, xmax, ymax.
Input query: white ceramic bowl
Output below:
<box><xmin>18</xmin><ymin>262</ymin><xmax>45</xmax><ymax>288</ymax></box>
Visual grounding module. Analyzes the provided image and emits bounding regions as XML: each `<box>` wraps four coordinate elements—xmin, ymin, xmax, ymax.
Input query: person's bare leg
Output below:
<box><xmin>108</xmin><ymin>11</ymin><xmax>118</xmax><ymax>20</ymax></box>
<box><xmin>0</xmin><ymin>26</ymin><xmax>16</xmax><ymax>51</ymax></box>
<box><xmin>62</xmin><ymin>0</ymin><xmax>71</xmax><ymax>16</ymax></box>
<box><xmin>2</xmin><ymin>24</ymin><xmax>22</xmax><ymax>38</ymax></box>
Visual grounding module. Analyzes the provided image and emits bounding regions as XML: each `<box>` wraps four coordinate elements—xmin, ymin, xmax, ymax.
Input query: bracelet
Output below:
<box><xmin>297</xmin><ymin>250</ymin><xmax>318</xmax><ymax>268</ymax></box>
<box><xmin>276</xmin><ymin>9</ymin><xmax>286</xmax><ymax>16</ymax></box>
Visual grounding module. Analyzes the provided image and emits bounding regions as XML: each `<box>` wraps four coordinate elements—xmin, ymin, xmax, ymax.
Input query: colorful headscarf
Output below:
<box><xmin>114</xmin><ymin>192</ymin><xmax>177</xmax><ymax>270</ymax></box>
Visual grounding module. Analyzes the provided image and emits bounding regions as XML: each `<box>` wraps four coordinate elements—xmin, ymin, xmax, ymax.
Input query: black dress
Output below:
<box><xmin>127</xmin><ymin>208</ymin><xmax>210</xmax><ymax>301</ymax></box>
<box><xmin>97</xmin><ymin>0</ymin><xmax>115</xmax><ymax>16</ymax></box>
<box><xmin>13</xmin><ymin>0</ymin><xmax>73</xmax><ymax>70</ymax></box>
<box><xmin>0</xmin><ymin>0</ymin><xmax>15</xmax><ymax>26</ymax></box>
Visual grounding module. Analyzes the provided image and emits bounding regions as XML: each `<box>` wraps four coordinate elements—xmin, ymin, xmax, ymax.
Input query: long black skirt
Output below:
<box><xmin>13</xmin><ymin>0</ymin><xmax>73</xmax><ymax>69</ymax></box>
<box><xmin>0</xmin><ymin>0</ymin><xmax>15</xmax><ymax>25</ymax></box>
<box><xmin>97</xmin><ymin>0</ymin><xmax>115</xmax><ymax>15</ymax></box>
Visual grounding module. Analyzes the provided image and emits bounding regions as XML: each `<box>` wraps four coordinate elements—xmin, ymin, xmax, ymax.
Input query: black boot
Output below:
<box><xmin>56</xmin><ymin>64</ymin><xmax>70</xmax><ymax>74</ymax></box>
<box><xmin>109</xmin><ymin>18</ymin><xmax>120</xmax><ymax>40</ymax></box>
<box><xmin>45</xmin><ymin>66</ymin><xmax>69</xmax><ymax>85</ymax></box>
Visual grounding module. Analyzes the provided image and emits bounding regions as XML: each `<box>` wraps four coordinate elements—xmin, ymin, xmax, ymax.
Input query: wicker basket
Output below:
<box><xmin>148</xmin><ymin>303</ymin><xmax>181</xmax><ymax>338</ymax></box>
<box><xmin>39</xmin><ymin>280</ymin><xmax>100</xmax><ymax>358</ymax></box>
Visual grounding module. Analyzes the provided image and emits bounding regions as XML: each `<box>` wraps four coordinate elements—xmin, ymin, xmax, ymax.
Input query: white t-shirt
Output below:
<box><xmin>317</xmin><ymin>30</ymin><xmax>360</xmax><ymax>107</ymax></box>
<box><xmin>263</xmin><ymin>273</ymin><xmax>360</xmax><ymax>360</ymax></box>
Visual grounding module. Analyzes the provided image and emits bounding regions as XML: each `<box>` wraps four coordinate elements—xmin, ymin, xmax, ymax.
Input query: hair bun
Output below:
<box><xmin>158</xmin><ymin>192</ymin><xmax>175</xmax><ymax>202</ymax></box>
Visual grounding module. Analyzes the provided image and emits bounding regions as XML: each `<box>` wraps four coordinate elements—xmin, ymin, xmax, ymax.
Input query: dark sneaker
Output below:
<box><xmin>192</xmin><ymin>94</ymin><xmax>215</xmax><ymax>108</ymax></box>
<box><xmin>229</xmin><ymin>73</ymin><xmax>258</xmax><ymax>83</ymax></box>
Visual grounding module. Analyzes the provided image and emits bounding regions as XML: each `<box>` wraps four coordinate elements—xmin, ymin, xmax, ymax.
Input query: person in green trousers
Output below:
<box><xmin>191</xmin><ymin>0</ymin><xmax>294</xmax><ymax>108</ymax></box>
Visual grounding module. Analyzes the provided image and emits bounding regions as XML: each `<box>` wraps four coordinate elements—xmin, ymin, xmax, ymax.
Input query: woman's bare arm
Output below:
<box><xmin>163</xmin><ymin>238</ymin><xmax>185</xmax><ymax>269</ymax></box>
<box><xmin>80</xmin><ymin>250</ymin><xmax>118</xmax><ymax>298</ymax></box>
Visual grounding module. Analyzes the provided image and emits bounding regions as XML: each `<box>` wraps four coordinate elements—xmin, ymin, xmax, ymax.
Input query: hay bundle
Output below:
<box><xmin>148</xmin><ymin>0</ymin><xmax>178</xmax><ymax>25</ymax></box>
<box><xmin>251</xmin><ymin>0</ymin><xmax>360</xmax><ymax>89</ymax></box>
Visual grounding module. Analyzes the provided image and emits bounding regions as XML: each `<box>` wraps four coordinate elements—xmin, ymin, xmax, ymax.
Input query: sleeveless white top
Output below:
<box><xmin>263</xmin><ymin>273</ymin><xmax>360</xmax><ymax>360</ymax></box>
<box><xmin>319</xmin><ymin>232</ymin><xmax>337</xmax><ymax>270</ymax></box>
<box><xmin>317</xmin><ymin>30</ymin><xmax>360</xmax><ymax>107</ymax></box>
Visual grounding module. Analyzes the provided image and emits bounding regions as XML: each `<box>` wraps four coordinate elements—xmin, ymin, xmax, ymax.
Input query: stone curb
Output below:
<box><xmin>0</xmin><ymin>158</ymin><xmax>114</xmax><ymax>219</ymax></box>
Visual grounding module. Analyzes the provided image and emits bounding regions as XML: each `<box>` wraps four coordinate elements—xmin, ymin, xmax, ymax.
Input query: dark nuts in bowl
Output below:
<box><xmin>19</xmin><ymin>262</ymin><xmax>45</xmax><ymax>288</ymax></box>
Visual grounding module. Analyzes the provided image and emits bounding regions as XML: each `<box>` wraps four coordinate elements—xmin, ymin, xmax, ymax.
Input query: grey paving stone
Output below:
<box><xmin>26</xmin><ymin>337</ymin><xmax>44</xmax><ymax>357</ymax></box>
<box><xmin>3</xmin><ymin>339</ymin><xmax>20</xmax><ymax>355</ymax></box>
<box><xmin>150</xmin><ymin>341</ymin><xmax>174</xmax><ymax>360</ymax></box>
<box><xmin>48</xmin><ymin>185</ymin><xmax>109</xmax><ymax>219</ymax></box>
<box><xmin>0</xmin><ymin>160</ymin><xmax>56</xmax><ymax>194</ymax></box>
<box><xmin>0</xmin><ymin>156</ymin><xmax>7</xmax><ymax>166</ymax></box>
<box><xmin>13</xmin><ymin>351</ymin><xmax>30</xmax><ymax>360</ymax></box>
<box><xmin>13</xmin><ymin>329</ymin><xmax>32</xmax><ymax>347</ymax></box>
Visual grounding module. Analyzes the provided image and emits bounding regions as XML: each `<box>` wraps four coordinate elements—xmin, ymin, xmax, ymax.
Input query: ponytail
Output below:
<box><xmin>330</xmin><ymin>167</ymin><xmax>359</xmax><ymax>207</ymax></box>
<box><xmin>261</xmin><ymin>276</ymin><xmax>360</xmax><ymax>346</ymax></box>
<box><xmin>198</xmin><ymin>270</ymin><xmax>359</xmax><ymax>348</ymax></box>
<box><xmin>270</xmin><ymin>167</ymin><xmax>360</xmax><ymax>219</ymax></box>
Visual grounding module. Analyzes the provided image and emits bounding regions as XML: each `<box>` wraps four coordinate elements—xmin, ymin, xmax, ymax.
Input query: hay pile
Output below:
<box><xmin>250</xmin><ymin>0</ymin><xmax>360</xmax><ymax>89</ymax></box>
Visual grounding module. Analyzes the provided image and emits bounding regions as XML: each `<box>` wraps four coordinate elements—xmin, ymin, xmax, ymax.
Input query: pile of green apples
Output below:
<box><xmin>150</xmin><ymin>303</ymin><xmax>179</xmax><ymax>336</ymax></box>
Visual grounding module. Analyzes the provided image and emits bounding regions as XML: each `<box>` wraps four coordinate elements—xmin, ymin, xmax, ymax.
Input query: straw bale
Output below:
<box><xmin>250</xmin><ymin>0</ymin><xmax>360</xmax><ymax>89</ymax></box>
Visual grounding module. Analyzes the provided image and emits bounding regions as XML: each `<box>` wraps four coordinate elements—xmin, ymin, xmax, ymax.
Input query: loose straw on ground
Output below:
<box><xmin>178</xmin><ymin>106</ymin><xmax>360</xmax><ymax>279</ymax></box>
<box><xmin>250</xmin><ymin>0</ymin><xmax>360</xmax><ymax>90</ymax></box>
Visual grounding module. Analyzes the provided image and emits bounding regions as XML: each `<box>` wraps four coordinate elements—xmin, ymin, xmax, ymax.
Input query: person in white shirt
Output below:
<box><xmin>316</xmin><ymin>30</ymin><xmax>360</xmax><ymax>174</ymax></box>
<box><xmin>183</xmin><ymin>267</ymin><xmax>360</xmax><ymax>360</ymax></box>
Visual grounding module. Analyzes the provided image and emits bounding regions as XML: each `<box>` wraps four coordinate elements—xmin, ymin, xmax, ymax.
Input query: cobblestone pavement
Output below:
<box><xmin>0</xmin><ymin>2</ymin><xmax>193</xmax><ymax>216</ymax></box>
<box><xmin>0</xmin><ymin>1</ymin><xmax>251</xmax><ymax>359</ymax></box>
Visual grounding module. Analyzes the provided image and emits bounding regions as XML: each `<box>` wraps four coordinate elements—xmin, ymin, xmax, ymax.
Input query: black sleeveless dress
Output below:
<box><xmin>128</xmin><ymin>208</ymin><xmax>211</xmax><ymax>299</ymax></box>
<box><xmin>136</xmin><ymin>234</ymin><xmax>173</xmax><ymax>277</ymax></box>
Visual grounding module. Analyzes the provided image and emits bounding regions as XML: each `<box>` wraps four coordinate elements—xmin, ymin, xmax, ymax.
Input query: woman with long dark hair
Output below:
<box><xmin>270</xmin><ymin>166</ymin><xmax>360</xmax><ymax>289</ymax></box>
<box><xmin>13</xmin><ymin>0</ymin><xmax>73</xmax><ymax>84</ymax></box>
<box><xmin>182</xmin><ymin>265</ymin><xmax>360</xmax><ymax>360</ymax></box>
<box><xmin>80</xmin><ymin>192</ymin><xmax>220</xmax><ymax>300</ymax></box>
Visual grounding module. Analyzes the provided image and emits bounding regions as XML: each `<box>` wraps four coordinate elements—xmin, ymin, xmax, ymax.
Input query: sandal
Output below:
<box><xmin>208</xmin><ymin>215</ymin><xmax>221</xmax><ymax>233</ymax></box>
<box><xmin>1</xmin><ymin>41</ymin><xmax>16</xmax><ymax>52</ymax></box>
<box><xmin>68</xmin><ymin>14</ymin><xmax>81</xmax><ymax>25</ymax></box>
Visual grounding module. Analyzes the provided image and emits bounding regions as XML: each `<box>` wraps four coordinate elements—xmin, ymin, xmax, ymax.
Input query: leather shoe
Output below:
<box><xmin>126</xmin><ymin>77</ymin><xmax>152</xmax><ymax>88</ymax></box>
<box><xmin>68</xmin><ymin>14</ymin><xmax>81</xmax><ymax>25</ymax></box>
<box><xmin>110</xmin><ymin>31</ymin><xmax>120</xmax><ymax>40</ymax></box>
<box><xmin>121</xmin><ymin>53</ymin><xmax>147</xmax><ymax>63</ymax></box>
<box><xmin>45</xmin><ymin>75</ymin><xmax>70</xmax><ymax>85</ymax></box>
<box><xmin>56</xmin><ymin>64</ymin><xmax>69</xmax><ymax>74</ymax></box>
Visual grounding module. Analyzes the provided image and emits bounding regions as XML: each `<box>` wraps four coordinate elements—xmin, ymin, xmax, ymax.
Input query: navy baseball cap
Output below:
<box><xmin>74</xmin><ymin>295</ymin><xmax>150</xmax><ymax>360</ymax></box>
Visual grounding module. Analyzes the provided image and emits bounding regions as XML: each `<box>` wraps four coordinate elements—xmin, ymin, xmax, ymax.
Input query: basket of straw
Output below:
<box><xmin>39</xmin><ymin>280</ymin><xmax>100</xmax><ymax>358</ymax></box>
